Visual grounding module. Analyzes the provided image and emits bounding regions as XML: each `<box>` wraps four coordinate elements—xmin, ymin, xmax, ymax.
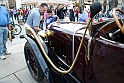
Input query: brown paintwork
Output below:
<box><xmin>99</xmin><ymin>21</ymin><xmax>117</xmax><ymax>35</ymax></box>
<box><xmin>49</xmin><ymin>20</ymin><xmax>124</xmax><ymax>83</ymax></box>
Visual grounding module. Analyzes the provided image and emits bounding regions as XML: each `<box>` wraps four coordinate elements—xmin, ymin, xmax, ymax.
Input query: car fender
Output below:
<box><xmin>24</xmin><ymin>36</ymin><xmax>49</xmax><ymax>75</ymax></box>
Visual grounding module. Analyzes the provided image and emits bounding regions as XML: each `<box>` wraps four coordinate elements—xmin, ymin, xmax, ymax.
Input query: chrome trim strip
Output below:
<box><xmin>87</xmin><ymin>37</ymin><xmax>92</xmax><ymax>60</ymax></box>
<box><xmin>72</xmin><ymin>31</ymin><xmax>76</xmax><ymax>61</ymax></box>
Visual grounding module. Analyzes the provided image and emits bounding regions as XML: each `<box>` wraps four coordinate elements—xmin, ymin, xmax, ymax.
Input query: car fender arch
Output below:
<box><xmin>24</xmin><ymin>36</ymin><xmax>49</xmax><ymax>75</ymax></box>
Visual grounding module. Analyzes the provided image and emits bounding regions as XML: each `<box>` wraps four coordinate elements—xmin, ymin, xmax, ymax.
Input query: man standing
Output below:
<box><xmin>0</xmin><ymin>6</ymin><xmax>11</xmax><ymax>60</ymax></box>
<box><xmin>26</xmin><ymin>3</ymin><xmax>48</xmax><ymax>33</ymax></box>
<box><xmin>121</xmin><ymin>0</ymin><xmax>124</xmax><ymax>12</ymax></box>
<box><xmin>74</xmin><ymin>7</ymin><xmax>79</xmax><ymax>22</ymax></box>
<box><xmin>18</xmin><ymin>8</ymin><xmax>23</xmax><ymax>24</ymax></box>
<box><xmin>69</xmin><ymin>6</ymin><xmax>76</xmax><ymax>22</ymax></box>
<box><xmin>13</xmin><ymin>8</ymin><xmax>17</xmax><ymax>20</ymax></box>
<box><xmin>102</xmin><ymin>0</ymin><xmax>107</xmax><ymax>13</ymax></box>
<box><xmin>56</xmin><ymin>4</ymin><xmax>64</xmax><ymax>22</ymax></box>
<box><xmin>109</xmin><ymin>0</ymin><xmax>118</xmax><ymax>10</ymax></box>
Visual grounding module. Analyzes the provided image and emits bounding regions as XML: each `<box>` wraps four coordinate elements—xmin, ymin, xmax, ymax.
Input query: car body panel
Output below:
<box><xmin>48</xmin><ymin>20</ymin><xmax>124</xmax><ymax>83</ymax></box>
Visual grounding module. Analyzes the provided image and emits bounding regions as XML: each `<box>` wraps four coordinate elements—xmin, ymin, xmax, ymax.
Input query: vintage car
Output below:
<box><xmin>21</xmin><ymin>2</ymin><xmax>124</xmax><ymax>83</ymax></box>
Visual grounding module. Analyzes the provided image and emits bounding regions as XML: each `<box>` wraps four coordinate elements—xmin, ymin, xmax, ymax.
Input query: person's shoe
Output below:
<box><xmin>0</xmin><ymin>55</ymin><xmax>6</xmax><ymax>60</ymax></box>
<box><xmin>4</xmin><ymin>52</ymin><xmax>11</xmax><ymax>55</ymax></box>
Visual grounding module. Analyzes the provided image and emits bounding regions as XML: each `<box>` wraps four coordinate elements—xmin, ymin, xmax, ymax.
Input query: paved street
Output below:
<box><xmin>0</xmin><ymin>2</ymin><xmax>72</xmax><ymax>83</ymax></box>
<box><xmin>0</xmin><ymin>24</ymin><xmax>48</xmax><ymax>83</ymax></box>
<box><xmin>0</xmin><ymin>17</ymin><xmax>70</xmax><ymax>83</ymax></box>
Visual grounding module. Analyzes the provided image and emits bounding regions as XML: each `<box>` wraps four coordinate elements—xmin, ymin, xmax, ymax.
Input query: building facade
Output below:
<box><xmin>0</xmin><ymin>0</ymin><xmax>15</xmax><ymax>9</ymax></box>
<box><xmin>72</xmin><ymin>0</ymin><xmax>124</xmax><ymax>12</ymax></box>
<box><xmin>1</xmin><ymin>0</ymin><xmax>123</xmax><ymax>10</ymax></box>
<box><xmin>8</xmin><ymin>0</ymin><xmax>15</xmax><ymax>8</ymax></box>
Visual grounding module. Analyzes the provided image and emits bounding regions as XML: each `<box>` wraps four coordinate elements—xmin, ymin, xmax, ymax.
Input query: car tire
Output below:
<box><xmin>24</xmin><ymin>42</ymin><xmax>44</xmax><ymax>82</ymax></box>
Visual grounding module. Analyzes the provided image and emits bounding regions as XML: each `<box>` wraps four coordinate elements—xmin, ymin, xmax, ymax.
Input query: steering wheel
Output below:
<box><xmin>113</xmin><ymin>8</ymin><xmax>124</xmax><ymax>34</ymax></box>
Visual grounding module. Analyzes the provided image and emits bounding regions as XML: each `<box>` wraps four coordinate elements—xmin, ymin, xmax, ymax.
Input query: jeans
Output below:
<box><xmin>0</xmin><ymin>26</ymin><xmax>8</xmax><ymax>56</ymax></box>
<box><xmin>59</xmin><ymin>19</ymin><xmax>64</xmax><ymax>22</ymax></box>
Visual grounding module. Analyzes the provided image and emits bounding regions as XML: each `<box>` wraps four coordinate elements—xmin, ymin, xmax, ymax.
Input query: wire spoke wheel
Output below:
<box><xmin>13</xmin><ymin>24</ymin><xmax>22</xmax><ymax>35</ymax></box>
<box><xmin>24</xmin><ymin>42</ymin><xmax>44</xmax><ymax>82</ymax></box>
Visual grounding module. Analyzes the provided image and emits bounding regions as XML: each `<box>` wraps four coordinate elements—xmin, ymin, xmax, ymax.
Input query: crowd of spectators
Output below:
<box><xmin>8</xmin><ymin>0</ymin><xmax>124</xmax><ymax>28</ymax></box>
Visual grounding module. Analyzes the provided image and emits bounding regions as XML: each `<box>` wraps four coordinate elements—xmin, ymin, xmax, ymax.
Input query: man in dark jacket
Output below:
<box><xmin>69</xmin><ymin>6</ymin><xmax>76</xmax><ymax>22</ymax></box>
<box><xmin>109</xmin><ymin>0</ymin><xmax>118</xmax><ymax>10</ymax></box>
<box><xmin>56</xmin><ymin>4</ymin><xmax>64</xmax><ymax>22</ymax></box>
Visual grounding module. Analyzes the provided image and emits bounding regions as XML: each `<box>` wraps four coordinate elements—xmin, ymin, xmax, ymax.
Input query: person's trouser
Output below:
<box><xmin>75</xmin><ymin>14</ymin><xmax>78</xmax><ymax>22</ymax></box>
<box><xmin>59</xmin><ymin>19</ymin><xmax>64</xmax><ymax>22</ymax></box>
<box><xmin>14</xmin><ymin>14</ymin><xmax>17</xmax><ymax>20</ymax></box>
<box><xmin>23</xmin><ymin>17</ymin><xmax>27</xmax><ymax>23</ymax></box>
<box><xmin>0</xmin><ymin>26</ymin><xmax>8</xmax><ymax>56</ymax></box>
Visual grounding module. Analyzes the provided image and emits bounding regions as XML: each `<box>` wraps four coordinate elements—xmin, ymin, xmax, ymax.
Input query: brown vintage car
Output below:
<box><xmin>21</xmin><ymin>2</ymin><xmax>124</xmax><ymax>83</ymax></box>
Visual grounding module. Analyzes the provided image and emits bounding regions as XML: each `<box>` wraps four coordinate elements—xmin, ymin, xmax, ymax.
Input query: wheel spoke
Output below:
<box><xmin>26</xmin><ymin>48</ymin><xmax>38</xmax><ymax>75</ymax></box>
<box><xmin>24</xmin><ymin>42</ymin><xmax>44</xmax><ymax>81</ymax></box>
<box><xmin>13</xmin><ymin>24</ymin><xmax>22</xmax><ymax>35</ymax></box>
